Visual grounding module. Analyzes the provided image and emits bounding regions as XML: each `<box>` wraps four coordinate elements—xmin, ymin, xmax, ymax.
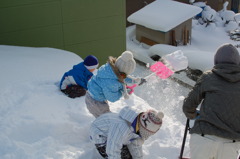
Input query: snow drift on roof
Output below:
<box><xmin>127</xmin><ymin>0</ymin><xmax>202</xmax><ymax>32</ymax></box>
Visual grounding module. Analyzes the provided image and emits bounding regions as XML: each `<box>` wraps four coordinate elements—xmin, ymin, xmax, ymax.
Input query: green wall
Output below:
<box><xmin>0</xmin><ymin>0</ymin><xmax>126</xmax><ymax>65</ymax></box>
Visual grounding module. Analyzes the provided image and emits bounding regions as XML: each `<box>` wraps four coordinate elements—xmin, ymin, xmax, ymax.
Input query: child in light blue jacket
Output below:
<box><xmin>60</xmin><ymin>55</ymin><xmax>98</xmax><ymax>98</ymax></box>
<box><xmin>85</xmin><ymin>51</ymin><xmax>144</xmax><ymax>117</ymax></box>
<box><xmin>90</xmin><ymin>106</ymin><xmax>164</xmax><ymax>159</ymax></box>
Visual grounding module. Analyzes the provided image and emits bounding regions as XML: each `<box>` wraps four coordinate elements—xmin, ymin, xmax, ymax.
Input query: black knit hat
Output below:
<box><xmin>84</xmin><ymin>55</ymin><xmax>99</xmax><ymax>69</ymax></box>
<box><xmin>214</xmin><ymin>43</ymin><xmax>240</xmax><ymax>65</ymax></box>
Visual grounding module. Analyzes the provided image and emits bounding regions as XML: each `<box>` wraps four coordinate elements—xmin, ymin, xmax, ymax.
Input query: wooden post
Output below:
<box><xmin>182</xmin><ymin>28</ymin><xmax>184</xmax><ymax>45</ymax></box>
<box><xmin>183</xmin><ymin>26</ymin><xmax>187</xmax><ymax>45</ymax></box>
<box><xmin>231</xmin><ymin>0</ymin><xmax>240</xmax><ymax>13</ymax></box>
<box><xmin>171</xmin><ymin>30</ymin><xmax>176</xmax><ymax>46</ymax></box>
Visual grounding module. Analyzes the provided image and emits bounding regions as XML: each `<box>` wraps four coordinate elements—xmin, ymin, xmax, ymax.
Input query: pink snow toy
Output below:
<box><xmin>150</xmin><ymin>61</ymin><xmax>174</xmax><ymax>79</ymax></box>
<box><xmin>126</xmin><ymin>50</ymin><xmax>188</xmax><ymax>95</ymax></box>
<box><xmin>126</xmin><ymin>61</ymin><xmax>174</xmax><ymax>94</ymax></box>
<box><xmin>126</xmin><ymin>84</ymin><xmax>137</xmax><ymax>95</ymax></box>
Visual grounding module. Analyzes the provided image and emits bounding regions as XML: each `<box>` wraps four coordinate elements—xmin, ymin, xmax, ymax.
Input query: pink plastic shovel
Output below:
<box><xmin>126</xmin><ymin>84</ymin><xmax>136</xmax><ymax>95</ymax></box>
<box><xmin>149</xmin><ymin>61</ymin><xmax>174</xmax><ymax>79</ymax></box>
<box><xmin>126</xmin><ymin>61</ymin><xmax>174</xmax><ymax>94</ymax></box>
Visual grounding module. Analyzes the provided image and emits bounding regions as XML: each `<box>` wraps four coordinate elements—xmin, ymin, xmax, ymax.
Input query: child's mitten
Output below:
<box><xmin>132</xmin><ymin>77</ymin><xmax>146</xmax><ymax>85</ymax></box>
<box><xmin>138</xmin><ymin>78</ymin><xmax>147</xmax><ymax>86</ymax></box>
<box><xmin>133</xmin><ymin>77</ymin><xmax>141</xmax><ymax>84</ymax></box>
<box><xmin>123</xmin><ymin>84</ymin><xmax>130</xmax><ymax>99</ymax></box>
<box><xmin>123</xmin><ymin>93</ymin><xmax>130</xmax><ymax>99</ymax></box>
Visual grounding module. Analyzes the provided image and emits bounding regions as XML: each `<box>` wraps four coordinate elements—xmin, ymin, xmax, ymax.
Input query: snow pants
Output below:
<box><xmin>61</xmin><ymin>85</ymin><xmax>86</xmax><ymax>98</ymax></box>
<box><xmin>85</xmin><ymin>92</ymin><xmax>110</xmax><ymax>118</ymax></box>
<box><xmin>190</xmin><ymin>134</ymin><xmax>240</xmax><ymax>159</ymax></box>
<box><xmin>96</xmin><ymin>144</ymin><xmax>132</xmax><ymax>159</ymax></box>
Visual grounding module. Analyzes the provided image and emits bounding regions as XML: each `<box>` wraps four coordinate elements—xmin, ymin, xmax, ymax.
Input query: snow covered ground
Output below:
<box><xmin>1</xmin><ymin>2</ymin><xmax>240</xmax><ymax>159</ymax></box>
<box><xmin>0</xmin><ymin>44</ymin><xmax>189</xmax><ymax>159</ymax></box>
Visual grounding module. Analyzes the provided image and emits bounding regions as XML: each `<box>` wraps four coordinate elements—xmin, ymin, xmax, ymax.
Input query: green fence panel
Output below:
<box><xmin>0</xmin><ymin>0</ymin><xmax>126</xmax><ymax>64</ymax></box>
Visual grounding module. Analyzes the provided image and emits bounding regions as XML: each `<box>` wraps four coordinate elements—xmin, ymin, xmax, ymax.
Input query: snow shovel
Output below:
<box><xmin>179</xmin><ymin>118</ymin><xmax>190</xmax><ymax>159</ymax></box>
<box><xmin>126</xmin><ymin>50</ymin><xmax>188</xmax><ymax>94</ymax></box>
<box><xmin>126</xmin><ymin>61</ymin><xmax>174</xmax><ymax>94</ymax></box>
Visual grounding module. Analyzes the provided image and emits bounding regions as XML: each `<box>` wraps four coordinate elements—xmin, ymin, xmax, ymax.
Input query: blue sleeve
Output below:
<box><xmin>124</xmin><ymin>77</ymin><xmax>134</xmax><ymax>84</ymax></box>
<box><xmin>102</xmin><ymin>82</ymin><xmax>123</xmax><ymax>102</ymax></box>
<box><xmin>74</xmin><ymin>73</ymin><xmax>92</xmax><ymax>89</ymax></box>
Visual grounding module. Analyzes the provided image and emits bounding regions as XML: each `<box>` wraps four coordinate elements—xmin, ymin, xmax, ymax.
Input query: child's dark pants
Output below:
<box><xmin>95</xmin><ymin>144</ymin><xmax>132</xmax><ymax>159</ymax></box>
<box><xmin>61</xmin><ymin>85</ymin><xmax>86</xmax><ymax>98</ymax></box>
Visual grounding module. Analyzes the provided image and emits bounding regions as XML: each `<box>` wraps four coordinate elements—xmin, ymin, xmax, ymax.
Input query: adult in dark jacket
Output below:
<box><xmin>183</xmin><ymin>43</ymin><xmax>240</xmax><ymax>159</ymax></box>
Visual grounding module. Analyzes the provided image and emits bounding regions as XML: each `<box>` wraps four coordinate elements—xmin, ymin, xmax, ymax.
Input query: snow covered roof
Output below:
<box><xmin>127</xmin><ymin>0</ymin><xmax>202</xmax><ymax>32</ymax></box>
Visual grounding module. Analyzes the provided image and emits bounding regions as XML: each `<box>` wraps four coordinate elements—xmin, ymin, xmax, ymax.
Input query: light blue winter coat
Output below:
<box><xmin>60</xmin><ymin>62</ymin><xmax>93</xmax><ymax>90</ymax></box>
<box><xmin>90</xmin><ymin>106</ymin><xmax>144</xmax><ymax>159</ymax></box>
<box><xmin>87</xmin><ymin>59</ymin><xmax>135</xmax><ymax>102</ymax></box>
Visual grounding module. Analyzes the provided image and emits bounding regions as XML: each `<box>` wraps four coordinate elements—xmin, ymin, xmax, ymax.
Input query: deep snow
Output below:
<box><xmin>0</xmin><ymin>45</ymin><xmax>190</xmax><ymax>159</ymax></box>
<box><xmin>1</xmin><ymin>1</ymin><xmax>240</xmax><ymax>158</ymax></box>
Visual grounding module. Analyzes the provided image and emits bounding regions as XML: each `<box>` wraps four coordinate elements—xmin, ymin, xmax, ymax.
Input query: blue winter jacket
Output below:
<box><xmin>60</xmin><ymin>62</ymin><xmax>93</xmax><ymax>90</ymax></box>
<box><xmin>90</xmin><ymin>106</ymin><xmax>143</xmax><ymax>159</ymax></box>
<box><xmin>87</xmin><ymin>62</ymin><xmax>124</xmax><ymax>102</ymax></box>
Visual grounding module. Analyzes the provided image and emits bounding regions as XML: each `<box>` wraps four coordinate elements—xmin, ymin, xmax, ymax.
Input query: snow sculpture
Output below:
<box><xmin>163</xmin><ymin>50</ymin><xmax>188</xmax><ymax>72</ymax></box>
<box><xmin>201</xmin><ymin>6</ymin><xmax>216</xmax><ymax>23</ymax></box>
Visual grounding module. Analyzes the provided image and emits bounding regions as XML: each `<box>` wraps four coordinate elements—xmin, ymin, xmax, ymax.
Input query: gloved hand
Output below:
<box><xmin>133</xmin><ymin>78</ymin><xmax>147</xmax><ymax>86</ymax></box>
<box><xmin>127</xmin><ymin>87</ymin><xmax>132</xmax><ymax>94</ymax></box>
<box><xmin>192</xmin><ymin>110</ymin><xmax>200</xmax><ymax>120</ymax></box>
<box><xmin>123</xmin><ymin>84</ymin><xmax>130</xmax><ymax>99</ymax></box>
<box><xmin>189</xmin><ymin>110</ymin><xmax>200</xmax><ymax>128</ymax></box>
<box><xmin>138</xmin><ymin>78</ymin><xmax>147</xmax><ymax>86</ymax></box>
<box><xmin>123</xmin><ymin>93</ymin><xmax>130</xmax><ymax>99</ymax></box>
<box><xmin>133</xmin><ymin>77</ymin><xmax>141</xmax><ymax>84</ymax></box>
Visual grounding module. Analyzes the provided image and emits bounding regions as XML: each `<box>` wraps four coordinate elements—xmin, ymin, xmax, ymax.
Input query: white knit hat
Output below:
<box><xmin>115</xmin><ymin>51</ymin><xmax>136</xmax><ymax>75</ymax></box>
<box><xmin>138</xmin><ymin>110</ymin><xmax>164</xmax><ymax>140</ymax></box>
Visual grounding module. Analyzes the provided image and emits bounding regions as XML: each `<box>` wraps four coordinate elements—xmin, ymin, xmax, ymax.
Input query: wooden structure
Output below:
<box><xmin>136</xmin><ymin>19</ymin><xmax>192</xmax><ymax>46</ymax></box>
<box><xmin>128</xmin><ymin>0</ymin><xmax>202</xmax><ymax>46</ymax></box>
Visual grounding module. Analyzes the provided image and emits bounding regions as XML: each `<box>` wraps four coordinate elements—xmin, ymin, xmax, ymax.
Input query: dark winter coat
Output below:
<box><xmin>183</xmin><ymin>64</ymin><xmax>240</xmax><ymax>140</ymax></box>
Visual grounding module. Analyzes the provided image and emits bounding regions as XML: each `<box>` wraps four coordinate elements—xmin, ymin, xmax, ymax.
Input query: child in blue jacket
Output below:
<box><xmin>85</xmin><ymin>51</ymin><xmax>144</xmax><ymax>117</ymax></box>
<box><xmin>60</xmin><ymin>55</ymin><xmax>98</xmax><ymax>98</ymax></box>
